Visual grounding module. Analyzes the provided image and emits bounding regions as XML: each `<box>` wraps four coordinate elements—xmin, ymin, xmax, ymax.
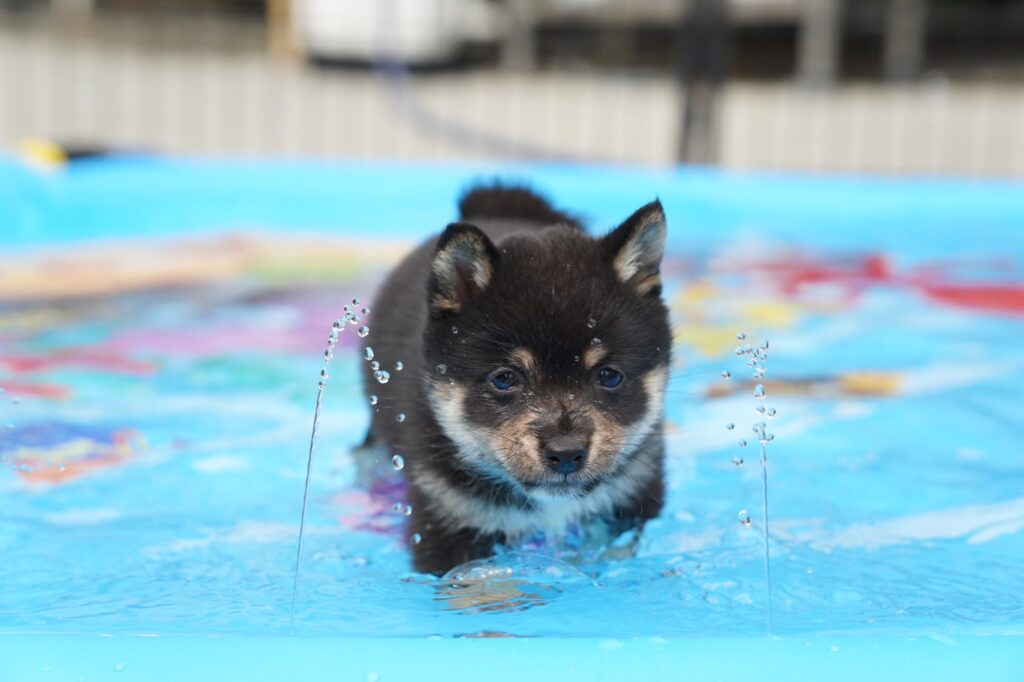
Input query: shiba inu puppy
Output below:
<box><xmin>362</xmin><ymin>185</ymin><xmax>671</xmax><ymax>574</ymax></box>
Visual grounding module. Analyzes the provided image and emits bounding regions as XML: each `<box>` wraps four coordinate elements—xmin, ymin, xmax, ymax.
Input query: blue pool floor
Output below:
<box><xmin>1</xmin><ymin>157</ymin><xmax>1024</xmax><ymax>679</ymax></box>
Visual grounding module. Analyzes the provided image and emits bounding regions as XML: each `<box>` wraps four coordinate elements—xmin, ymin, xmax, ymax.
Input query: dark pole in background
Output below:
<box><xmin>676</xmin><ymin>0</ymin><xmax>729</xmax><ymax>165</ymax></box>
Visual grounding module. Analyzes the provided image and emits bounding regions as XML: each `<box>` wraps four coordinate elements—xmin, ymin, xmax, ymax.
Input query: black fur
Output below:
<box><xmin>360</xmin><ymin>183</ymin><xmax>671</xmax><ymax>575</ymax></box>
<box><xmin>459</xmin><ymin>184</ymin><xmax>583</xmax><ymax>229</ymax></box>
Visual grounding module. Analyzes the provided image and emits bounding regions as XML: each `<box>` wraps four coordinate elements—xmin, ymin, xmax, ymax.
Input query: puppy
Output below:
<box><xmin>361</xmin><ymin>185</ymin><xmax>671</xmax><ymax>575</ymax></box>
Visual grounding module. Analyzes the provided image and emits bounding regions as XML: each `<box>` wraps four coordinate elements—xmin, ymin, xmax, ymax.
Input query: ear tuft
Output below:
<box><xmin>601</xmin><ymin>200</ymin><xmax>667</xmax><ymax>297</ymax></box>
<box><xmin>429</xmin><ymin>222</ymin><xmax>499</xmax><ymax>314</ymax></box>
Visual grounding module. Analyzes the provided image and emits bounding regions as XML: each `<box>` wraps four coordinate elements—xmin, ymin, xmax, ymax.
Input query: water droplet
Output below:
<box><xmin>361</xmin><ymin>307</ymin><xmax>370</xmax><ymax>315</ymax></box>
<box><xmin>369</xmin><ymin>395</ymin><xmax>378</xmax><ymax>406</ymax></box>
<box><xmin>352</xmin><ymin>297</ymin><xmax>361</xmax><ymax>306</ymax></box>
<box><xmin>375</xmin><ymin>371</ymin><xmax>391</xmax><ymax>385</ymax></box>
<box><xmin>587</xmin><ymin>318</ymin><xmax>597</xmax><ymax>329</ymax></box>
<box><xmin>755</xmin><ymin>406</ymin><xmax>765</xmax><ymax>415</ymax></box>
<box><xmin>320</xmin><ymin>369</ymin><xmax>329</xmax><ymax>380</ymax></box>
<box><xmin>726</xmin><ymin>423</ymin><xmax>734</xmax><ymax>430</ymax></box>
<box><xmin>721</xmin><ymin>370</ymin><xmax>731</xmax><ymax>379</ymax></box>
<box><xmin>767</xmin><ymin>407</ymin><xmax>777</xmax><ymax>418</ymax></box>
<box><xmin>731</xmin><ymin>456</ymin><xmax>744</xmax><ymax>466</ymax></box>
<box><xmin>391</xmin><ymin>502</ymin><xmax>404</xmax><ymax>513</ymax></box>
<box><xmin>332</xmin><ymin>319</ymin><xmax>343</xmax><ymax>331</ymax></box>
<box><xmin>737</xmin><ymin>439</ymin><xmax>747</xmax><ymax>447</ymax></box>
<box><xmin>761</xmin><ymin>433</ymin><xmax>775</xmax><ymax>445</ymax></box>
<box><xmin>753</xmin><ymin>384</ymin><xmax>766</xmax><ymax>400</ymax></box>
<box><xmin>403</xmin><ymin>504</ymin><xmax>413</xmax><ymax>516</ymax></box>
<box><xmin>411</xmin><ymin>533</ymin><xmax>422</xmax><ymax>545</ymax></box>
<box><xmin>114</xmin><ymin>662</ymin><xmax>127</xmax><ymax>673</ymax></box>
<box><xmin>753</xmin><ymin>421</ymin><xmax>766</xmax><ymax>434</ymax></box>
<box><xmin>435</xmin><ymin>364</ymin><xmax>448</xmax><ymax>375</ymax></box>
<box><xmin>396</xmin><ymin>413</ymin><xmax>406</xmax><ymax>423</ymax></box>
<box><xmin>391</xmin><ymin>454</ymin><xmax>405</xmax><ymax>470</ymax></box>
<box><xmin>370</xmin><ymin>361</ymin><xmax>380</xmax><ymax>371</ymax></box>
<box><xmin>573</xmin><ymin>355</ymin><xmax>581</xmax><ymax>363</ymax></box>
<box><xmin>736</xmin><ymin>332</ymin><xmax>746</xmax><ymax>340</ymax></box>
<box><xmin>590</xmin><ymin>337</ymin><xmax>601</xmax><ymax>346</ymax></box>
<box><xmin>323</xmin><ymin>349</ymin><xmax>333</xmax><ymax>361</ymax></box>
<box><xmin>358</xmin><ymin>326</ymin><xmax>370</xmax><ymax>338</ymax></box>
<box><xmin>738</xmin><ymin>510</ymin><xmax>751</xmax><ymax>527</ymax></box>
<box><xmin>394</xmin><ymin>361</ymin><xmax>404</xmax><ymax>371</ymax></box>
<box><xmin>364</xmin><ymin>347</ymin><xmax>375</xmax><ymax>361</ymax></box>
<box><xmin>760</xmin><ymin>339</ymin><xmax>770</xmax><ymax>351</ymax></box>
<box><xmin>451</xmin><ymin>326</ymin><xmax>459</xmax><ymax>335</ymax></box>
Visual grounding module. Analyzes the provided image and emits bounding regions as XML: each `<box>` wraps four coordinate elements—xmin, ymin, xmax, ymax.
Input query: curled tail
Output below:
<box><xmin>458</xmin><ymin>183</ymin><xmax>583</xmax><ymax>229</ymax></box>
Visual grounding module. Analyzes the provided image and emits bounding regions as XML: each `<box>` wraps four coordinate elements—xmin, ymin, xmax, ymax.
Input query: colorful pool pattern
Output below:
<box><xmin>1</xmin><ymin>157</ymin><xmax>1023</xmax><ymax>679</ymax></box>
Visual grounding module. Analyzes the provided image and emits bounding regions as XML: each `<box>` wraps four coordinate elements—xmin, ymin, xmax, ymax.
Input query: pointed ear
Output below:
<box><xmin>601</xmin><ymin>200</ymin><xmax>666</xmax><ymax>297</ymax></box>
<box><xmin>428</xmin><ymin>222</ymin><xmax>499</xmax><ymax>314</ymax></box>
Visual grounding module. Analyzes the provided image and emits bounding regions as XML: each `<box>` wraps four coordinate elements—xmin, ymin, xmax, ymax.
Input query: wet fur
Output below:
<box><xmin>360</xmin><ymin>184</ymin><xmax>672</xmax><ymax>574</ymax></box>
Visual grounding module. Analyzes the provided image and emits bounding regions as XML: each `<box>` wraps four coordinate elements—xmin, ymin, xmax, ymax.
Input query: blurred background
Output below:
<box><xmin>1</xmin><ymin>0</ymin><xmax>1022</xmax><ymax>175</ymax></box>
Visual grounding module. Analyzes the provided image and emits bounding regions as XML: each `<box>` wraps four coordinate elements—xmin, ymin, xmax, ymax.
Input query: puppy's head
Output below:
<box><xmin>424</xmin><ymin>201</ymin><xmax>671</xmax><ymax>499</ymax></box>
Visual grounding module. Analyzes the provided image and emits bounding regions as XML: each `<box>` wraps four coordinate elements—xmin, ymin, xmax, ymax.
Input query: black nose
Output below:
<box><xmin>544</xmin><ymin>447</ymin><xmax>588</xmax><ymax>475</ymax></box>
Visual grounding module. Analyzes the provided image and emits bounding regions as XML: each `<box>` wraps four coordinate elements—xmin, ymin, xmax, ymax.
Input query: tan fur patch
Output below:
<box><xmin>432</xmin><ymin>294</ymin><xmax>460</xmax><ymax>313</ymax></box>
<box><xmin>635</xmin><ymin>273</ymin><xmax>661</xmax><ymax>296</ymax></box>
<box><xmin>582</xmin><ymin>344</ymin><xmax>607</xmax><ymax>369</ymax></box>
<box><xmin>508</xmin><ymin>347</ymin><xmax>537</xmax><ymax>374</ymax></box>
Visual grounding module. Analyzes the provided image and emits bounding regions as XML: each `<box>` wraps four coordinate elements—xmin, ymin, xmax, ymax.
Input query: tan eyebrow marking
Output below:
<box><xmin>509</xmin><ymin>347</ymin><xmax>537</xmax><ymax>373</ymax></box>
<box><xmin>583</xmin><ymin>344</ymin><xmax>607</xmax><ymax>369</ymax></box>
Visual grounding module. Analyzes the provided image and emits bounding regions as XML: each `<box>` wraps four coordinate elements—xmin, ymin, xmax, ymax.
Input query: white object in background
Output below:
<box><xmin>295</xmin><ymin>0</ymin><xmax>500</xmax><ymax>64</ymax></box>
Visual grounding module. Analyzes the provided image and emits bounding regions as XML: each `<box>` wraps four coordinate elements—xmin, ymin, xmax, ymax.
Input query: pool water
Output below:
<box><xmin>1</xmin><ymin>158</ymin><xmax>1023</xmax><ymax>679</ymax></box>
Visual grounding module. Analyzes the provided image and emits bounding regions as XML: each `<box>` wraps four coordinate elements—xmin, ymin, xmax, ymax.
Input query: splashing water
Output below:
<box><xmin>753</xmin><ymin>339</ymin><xmax>773</xmax><ymax>633</ymax></box>
<box><xmin>291</xmin><ymin>300</ymin><xmax>367</xmax><ymax>625</ymax></box>
<box><xmin>728</xmin><ymin>332</ymin><xmax>775</xmax><ymax>634</ymax></box>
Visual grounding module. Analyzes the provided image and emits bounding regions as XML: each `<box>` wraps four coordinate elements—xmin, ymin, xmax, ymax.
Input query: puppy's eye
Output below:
<box><xmin>596</xmin><ymin>366</ymin><xmax>625</xmax><ymax>390</ymax></box>
<box><xmin>488</xmin><ymin>368</ymin><xmax>521</xmax><ymax>392</ymax></box>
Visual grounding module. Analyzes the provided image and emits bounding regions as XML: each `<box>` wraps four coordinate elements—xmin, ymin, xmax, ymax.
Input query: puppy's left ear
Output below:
<box><xmin>428</xmin><ymin>222</ymin><xmax>499</xmax><ymax>315</ymax></box>
<box><xmin>601</xmin><ymin>200</ymin><xmax>666</xmax><ymax>297</ymax></box>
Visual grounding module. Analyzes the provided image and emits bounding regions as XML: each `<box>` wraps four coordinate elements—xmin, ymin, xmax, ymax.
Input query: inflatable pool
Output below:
<box><xmin>1</xmin><ymin>157</ymin><xmax>1023</xmax><ymax>680</ymax></box>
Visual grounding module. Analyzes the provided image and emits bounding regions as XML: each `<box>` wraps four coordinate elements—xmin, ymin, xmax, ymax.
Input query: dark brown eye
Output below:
<box><xmin>488</xmin><ymin>369</ymin><xmax>521</xmax><ymax>391</ymax></box>
<box><xmin>596</xmin><ymin>366</ymin><xmax>625</xmax><ymax>389</ymax></box>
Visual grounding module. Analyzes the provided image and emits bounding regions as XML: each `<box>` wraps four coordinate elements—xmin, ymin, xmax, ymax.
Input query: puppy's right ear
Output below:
<box><xmin>428</xmin><ymin>222</ymin><xmax>499</xmax><ymax>315</ymax></box>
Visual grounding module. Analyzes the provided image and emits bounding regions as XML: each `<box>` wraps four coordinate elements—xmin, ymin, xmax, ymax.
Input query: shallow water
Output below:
<box><xmin>2</xmin><ymin>160</ymin><xmax>1024</xmax><ymax>643</ymax></box>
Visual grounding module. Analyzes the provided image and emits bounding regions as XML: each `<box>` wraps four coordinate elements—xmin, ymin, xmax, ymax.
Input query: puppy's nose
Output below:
<box><xmin>543</xmin><ymin>445</ymin><xmax>588</xmax><ymax>475</ymax></box>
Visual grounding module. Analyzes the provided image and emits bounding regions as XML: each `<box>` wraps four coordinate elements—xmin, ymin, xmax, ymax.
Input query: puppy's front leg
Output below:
<box><xmin>409</xmin><ymin>506</ymin><xmax>504</xmax><ymax>576</ymax></box>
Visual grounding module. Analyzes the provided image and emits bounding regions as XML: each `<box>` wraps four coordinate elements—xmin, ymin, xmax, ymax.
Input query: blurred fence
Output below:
<box><xmin>1</xmin><ymin>1</ymin><xmax>1022</xmax><ymax>176</ymax></box>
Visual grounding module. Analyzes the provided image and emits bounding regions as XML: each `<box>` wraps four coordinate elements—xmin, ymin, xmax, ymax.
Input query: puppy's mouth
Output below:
<box><xmin>538</xmin><ymin>479</ymin><xmax>577</xmax><ymax>493</ymax></box>
<box><xmin>526</xmin><ymin>475</ymin><xmax>599</xmax><ymax>498</ymax></box>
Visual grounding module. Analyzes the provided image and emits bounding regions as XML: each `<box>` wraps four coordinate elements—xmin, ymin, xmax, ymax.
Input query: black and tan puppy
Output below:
<box><xmin>361</xmin><ymin>185</ymin><xmax>671</xmax><ymax>574</ymax></box>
